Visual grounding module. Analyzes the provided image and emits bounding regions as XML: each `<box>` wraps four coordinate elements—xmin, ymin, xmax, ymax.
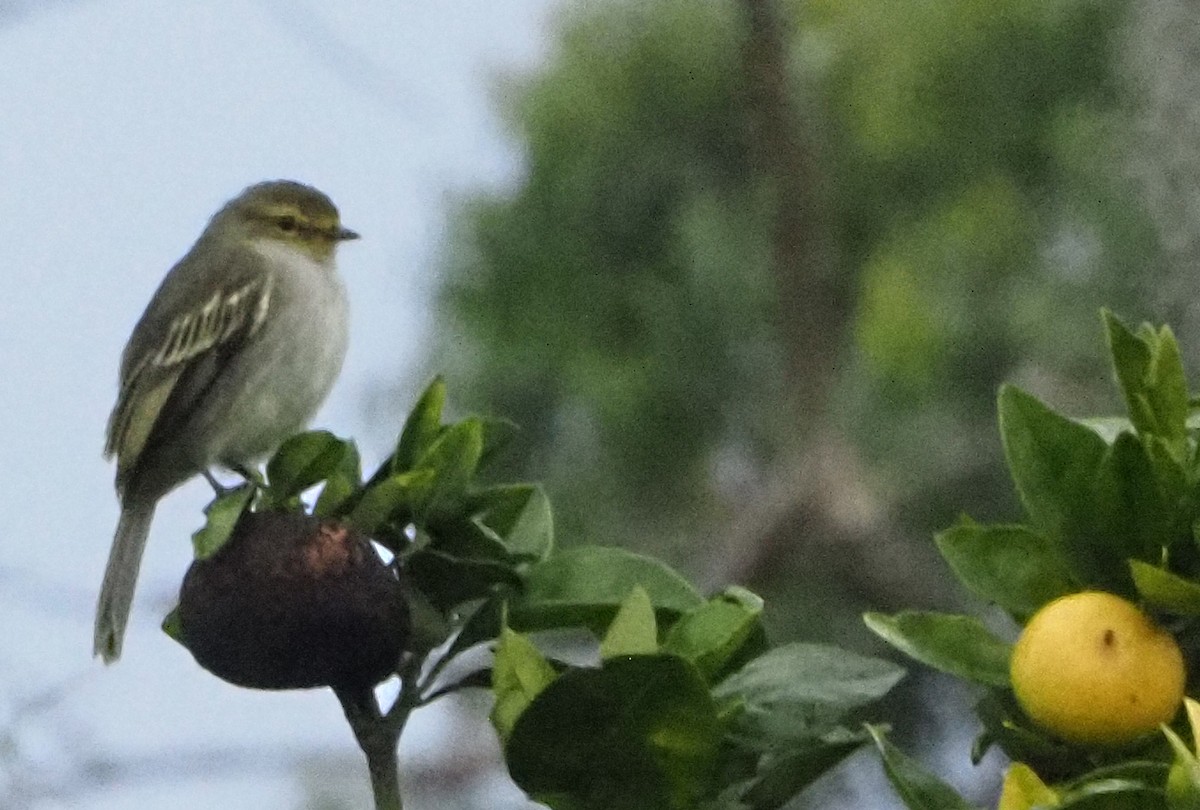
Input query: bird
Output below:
<box><xmin>95</xmin><ymin>180</ymin><xmax>358</xmax><ymax>663</ymax></box>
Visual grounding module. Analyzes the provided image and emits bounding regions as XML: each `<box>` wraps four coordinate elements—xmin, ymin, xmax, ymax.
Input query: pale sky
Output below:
<box><xmin>0</xmin><ymin>1</ymin><xmax>551</xmax><ymax>807</ymax></box>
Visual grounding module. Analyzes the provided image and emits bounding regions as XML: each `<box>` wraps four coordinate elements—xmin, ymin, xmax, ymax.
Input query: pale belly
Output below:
<box><xmin>191</xmin><ymin>255</ymin><xmax>349</xmax><ymax>468</ymax></box>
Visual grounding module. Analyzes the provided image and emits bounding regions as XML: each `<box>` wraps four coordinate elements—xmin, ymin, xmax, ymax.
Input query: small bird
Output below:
<box><xmin>95</xmin><ymin>180</ymin><xmax>358</xmax><ymax>663</ymax></box>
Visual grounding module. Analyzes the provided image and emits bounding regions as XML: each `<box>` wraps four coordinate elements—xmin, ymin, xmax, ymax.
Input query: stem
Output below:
<box><xmin>334</xmin><ymin>686</ymin><xmax>403</xmax><ymax>810</ymax></box>
<box><xmin>334</xmin><ymin>655</ymin><xmax>428</xmax><ymax>810</ymax></box>
<box><xmin>363</xmin><ymin>735</ymin><xmax>402</xmax><ymax>810</ymax></box>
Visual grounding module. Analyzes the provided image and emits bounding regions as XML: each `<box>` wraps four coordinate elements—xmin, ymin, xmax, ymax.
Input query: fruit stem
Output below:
<box><xmin>335</xmin><ymin>685</ymin><xmax>404</xmax><ymax>810</ymax></box>
<box><xmin>334</xmin><ymin>654</ymin><xmax>428</xmax><ymax>810</ymax></box>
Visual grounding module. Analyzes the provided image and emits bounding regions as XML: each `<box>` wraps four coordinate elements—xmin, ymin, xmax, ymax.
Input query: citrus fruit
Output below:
<box><xmin>1010</xmin><ymin>590</ymin><xmax>1185</xmax><ymax>746</ymax></box>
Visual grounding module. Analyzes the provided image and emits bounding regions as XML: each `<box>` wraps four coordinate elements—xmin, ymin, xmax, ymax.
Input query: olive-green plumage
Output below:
<box><xmin>96</xmin><ymin>180</ymin><xmax>358</xmax><ymax>662</ymax></box>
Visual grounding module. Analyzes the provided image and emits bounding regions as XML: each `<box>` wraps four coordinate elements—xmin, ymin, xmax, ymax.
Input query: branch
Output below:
<box><xmin>334</xmin><ymin>686</ymin><xmax>403</xmax><ymax>810</ymax></box>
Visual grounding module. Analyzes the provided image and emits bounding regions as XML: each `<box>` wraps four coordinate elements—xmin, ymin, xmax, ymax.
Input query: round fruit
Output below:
<box><xmin>179</xmin><ymin>510</ymin><xmax>409</xmax><ymax>691</ymax></box>
<box><xmin>1010</xmin><ymin>590</ymin><xmax>1185</xmax><ymax>746</ymax></box>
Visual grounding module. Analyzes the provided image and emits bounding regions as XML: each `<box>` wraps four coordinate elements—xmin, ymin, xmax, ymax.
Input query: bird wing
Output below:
<box><xmin>105</xmin><ymin>257</ymin><xmax>274</xmax><ymax>496</ymax></box>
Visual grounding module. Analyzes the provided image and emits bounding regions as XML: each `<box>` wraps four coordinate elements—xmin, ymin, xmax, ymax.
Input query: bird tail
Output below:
<box><xmin>94</xmin><ymin>500</ymin><xmax>156</xmax><ymax>663</ymax></box>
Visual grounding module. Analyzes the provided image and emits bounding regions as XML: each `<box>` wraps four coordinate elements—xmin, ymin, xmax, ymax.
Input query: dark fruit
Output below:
<box><xmin>178</xmin><ymin>510</ymin><xmax>409</xmax><ymax>690</ymax></box>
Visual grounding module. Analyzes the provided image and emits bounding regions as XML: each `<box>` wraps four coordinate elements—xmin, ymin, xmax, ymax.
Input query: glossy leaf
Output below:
<box><xmin>738</xmin><ymin>728</ymin><xmax>868</xmax><ymax>809</ymax></box>
<box><xmin>412</xmin><ymin>418</ymin><xmax>485</xmax><ymax>513</ymax></box>
<box><xmin>313</xmin><ymin>440</ymin><xmax>363</xmax><ymax>517</ymax></box>
<box><xmin>1163</xmin><ymin>725</ymin><xmax>1200</xmax><ymax>810</ymax></box>
<box><xmin>441</xmin><ymin>594</ymin><xmax>507</xmax><ymax>663</ymax></box>
<box><xmin>393</xmin><ymin>376</ymin><xmax>446</xmax><ymax>472</ymax></box>
<box><xmin>935</xmin><ymin>520</ymin><xmax>1075</xmax><ymax>619</ymax></box>
<box><xmin>1130</xmin><ymin>561</ymin><xmax>1200</xmax><ymax>616</ymax></box>
<box><xmin>491</xmin><ymin>627</ymin><xmax>557</xmax><ymax>742</ymax></box>
<box><xmin>1055</xmin><ymin>782</ymin><xmax>1163</xmax><ymax>809</ymax></box>
<box><xmin>972</xmin><ymin>689</ymin><xmax>1079</xmax><ymax>772</ymax></box>
<box><xmin>469</xmin><ymin>483</ymin><xmax>555</xmax><ymax>560</ymax></box>
<box><xmin>998</xmin><ymin>385</ymin><xmax>1131</xmax><ymax>591</ymax></box>
<box><xmin>264</xmin><ymin>430</ymin><xmax>356</xmax><ymax>504</ymax></box>
<box><xmin>512</xmin><ymin>546</ymin><xmax>703</xmax><ymax>632</ymax></box>
<box><xmin>600</xmin><ymin>586</ymin><xmax>658</xmax><ymax>659</ymax></box>
<box><xmin>715</xmin><ymin>643</ymin><xmax>905</xmax><ymax>745</ymax></box>
<box><xmin>662</xmin><ymin>586</ymin><xmax>764</xmax><ymax>681</ymax></box>
<box><xmin>426</xmin><ymin>515</ymin><xmax>512</xmax><ymax>562</ymax></box>
<box><xmin>1104</xmin><ymin>310</ymin><xmax>1189</xmax><ymax>462</ymax></box>
<box><xmin>867</xmin><ymin>725</ymin><xmax>976</xmax><ymax>810</ymax></box>
<box><xmin>1094</xmin><ymin>432</ymin><xmax>1176</xmax><ymax>563</ymax></box>
<box><xmin>998</xmin><ymin>763</ymin><xmax>1059</xmax><ymax>810</ymax></box>
<box><xmin>405</xmin><ymin>547</ymin><xmax>523</xmax><ymax>612</ymax></box>
<box><xmin>398</xmin><ymin>575</ymin><xmax>452</xmax><ymax>656</ymax></box>
<box><xmin>505</xmin><ymin>654</ymin><xmax>721</xmax><ymax>810</ymax></box>
<box><xmin>191</xmin><ymin>485</ymin><xmax>254</xmax><ymax>560</ymax></box>
<box><xmin>478</xmin><ymin>415</ymin><xmax>520</xmax><ymax>470</ymax></box>
<box><xmin>863</xmin><ymin>611</ymin><xmax>1011</xmax><ymax>687</ymax></box>
<box><xmin>347</xmin><ymin>469</ymin><xmax>436</xmax><ymax>536</ymax></box>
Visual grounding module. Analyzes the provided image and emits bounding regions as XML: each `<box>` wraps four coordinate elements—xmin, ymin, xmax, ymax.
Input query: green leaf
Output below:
<box><xmin>935</xmin><ymin>520</ymin><xmax>1076</xmax><ymax>619</ymax></box>
<box><xmin>505</xmin><ymin>654</ymin><xmax>721</xmax><ymax>810</ymax></box>
<box><xmin>412</xmin><ymin>418</ymin><xmax>485</xmax><ymax>513</ymax></box>
<box><xmin>1095</xmin><ymin>432</ymin><xmax>1177</xmax><ymax>563</ymax></box>
<box><xmin>161</xmin><ymin>606</ymin><xmax>183</xmax><ymax>644</ymax></box>
<box><xmin>737</xmin><ymin>728</ymin><xmax>869</xmax><ymax>809</ymax></box>
<box><xmin>1130</xmin><ymin>560</ymin><xmax>1200</xmax><ymax>616</ymax></box>
<box><xmin>398</xmin><ymin>575</ymin><xmax>452</xmax><ymax>656</ymax></box>
<box><xmin>662</xmin><ymin>586</ymin><xmax>764</xmax><ymax>681</ymax></box>
<box><xmin>491</xmin><ymin>627</ymin><xmax>558</xmax><ymax>743</ymax></box>
<box><xmin>1062</xmin><ymin>761</ymin><xmax>1172</xmax><ymax>791</ymax></box>
<box><xmin>405</xmin><ymin>548</ymin><xmax>523</xmax><ymax>612</ymax></box>
<box><xmin>469</xmin><ymin>484</ymin><xmax>555</xmax><ymax>560</ymax></box>
<box><xmin>1055</xmin><ymin>781</ymin><xmax>1164</xmax><ymax>809</ymax></box>
<box><xmin>1105</xmin><ymin>310</ymin><xmax>1189</xmax><ymax>461</ymax></box>
<box><xmin>867</xmin><ymin>725</ymin><xmax>976</xmax><ymax>810</ymax></box>
<box><xmin>191</xmin><ymin>485</ymin><xmax>254</xmax><ymax>560</ymax></box>
<box><xmin>478</xmin><ymin>415</ymin><xmax>520</xmax><ymax>470</ymax></box>
<box><xmin>1163</xmin><ymin>725</ymin><xmax>1200</xmax><ymax>810</ymax></box>
<box><xmin>714</xmin><ymin>643</ymin><xmax>905</xmax><ymax>745</ymax></box>
<box><xmin>441</xmin><ymin>594</ymin><xmax>507</xmax><ymax>663</ymax></box>
<box><xmin>426</xmin><ymin>516</ymin><xmax>512</xmax><ymax>562</ymax></box>
<box><xmin>600</xmin><ymin>586</ymin><xmax>658</xmax><ymax>659</ymax></box>
<box><xmin>1078</xmin><ymin>416</ymin><xmax>1135</xmax><ymax>444</ymax></box>
<box><xmin>998</xmin><ymin>385</ymin><xmax>1131</xmax><ymax>591</ymax></box>
<box><xmin>863</xmin><ymin>611</ymin><xmax>1011</xmax><ymax>687</ymax></box>
<box><xmin>998</xmin><ymin>763</ymin><xmax>1059</xmax><ymax>810</ymax></box>
<box><xmin>972</xmin><ymin>689</ymin><xmax>1079</xmax><ymax>771</ymax></box>
<box><xmin>313</xmin><ymin>441</ymin><xmax>363</xmax><ymax>517</ymax></box>
<box><xmin>393</xmin><ymin>376</ymin><xmax>447</xmax><ymax>472</ymax></box>
<box><xmin>347</xmin><ymin>469</ymin><xmax>436</xmax><ymax>536</ymax></box>
<box><xmin>264</xmin><ymin>431</ymin><xmax>356</xmax><ymax>504</ymax></box>
<box><xmin>512</xmin><ymin>546</ymin><xmax>704</xmax><ymax>632</ymax></box>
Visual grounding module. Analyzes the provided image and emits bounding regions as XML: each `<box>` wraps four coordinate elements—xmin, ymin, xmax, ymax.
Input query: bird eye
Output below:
<box><xmin>277</xmin><ymin>215</ymin><xmax>298</xmax><ymax>232</ymax></box>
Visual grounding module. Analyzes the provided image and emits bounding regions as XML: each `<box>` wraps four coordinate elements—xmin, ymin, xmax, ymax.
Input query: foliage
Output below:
<box><xmin>436</xmin><ymin>0</ymin><xmax>773</xmax><ymax>556</ymax></box>
<box><xmin>803</xmin><ymin>0</ymin><xmax>1158</xmax><ymax>508</ymax></box>
<box><xmin>165</xmin><ymin>379</ymin><xmax>905</xmax><ymax>810</ymax></box>
<box><xmin>429</xmin><ymin>0</ymin><xmax>1161</xmax><ymax>580</ymax></box>
<box><xmin>866</xmin><ymin>313</ymin><xmax>1200</xmax><ymax>809</ymax></box>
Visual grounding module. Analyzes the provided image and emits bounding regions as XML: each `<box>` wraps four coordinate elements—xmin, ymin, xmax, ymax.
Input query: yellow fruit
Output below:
<box><xmin>1010</xmin><ymin>591</ymin><xmax>1185</xmax><ymax>746</ymax></box>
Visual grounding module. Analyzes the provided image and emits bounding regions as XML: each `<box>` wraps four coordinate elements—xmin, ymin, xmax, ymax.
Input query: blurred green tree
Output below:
<box><xmin>424</xmin><ymin>0</ymin><xmax>1161</xmax><ymax>639</ymax></box>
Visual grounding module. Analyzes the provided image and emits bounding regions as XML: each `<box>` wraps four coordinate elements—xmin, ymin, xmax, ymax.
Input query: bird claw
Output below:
<box><xmin>203</xmin><ymin>466</ymin><xmax>264</xmax><ymax>496</ymax></box>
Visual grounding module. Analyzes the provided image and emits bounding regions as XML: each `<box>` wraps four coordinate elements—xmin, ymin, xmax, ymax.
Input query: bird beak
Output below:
<box><xmin>337</xmin><ymin>227</ymin><xmax>360</xmax><ymax>241</ymax></box>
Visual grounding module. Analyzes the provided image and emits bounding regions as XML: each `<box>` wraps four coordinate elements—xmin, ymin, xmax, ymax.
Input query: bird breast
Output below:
<box><xmin>200</xmin><ymin>241</ymin><xmax>349</xmax><ymax>467</ymax></box>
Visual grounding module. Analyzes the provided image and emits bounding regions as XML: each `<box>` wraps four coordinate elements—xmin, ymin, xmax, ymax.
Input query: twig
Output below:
<box><xmin>332</xmin><ymin>654</ymin><xmax>429</xmax><ymax>810</ymax></box>
<box><xmin>334</xmin><ymin>686</ymin><xmax>403</xmax><ymax>810</ymax></box>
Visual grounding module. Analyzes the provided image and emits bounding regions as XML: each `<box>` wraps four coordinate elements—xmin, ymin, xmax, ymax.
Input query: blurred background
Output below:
<box><xmin>1</xmin><ymin>0</ymin><xmax>1197</xmax><ymax>807</ymax></box>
